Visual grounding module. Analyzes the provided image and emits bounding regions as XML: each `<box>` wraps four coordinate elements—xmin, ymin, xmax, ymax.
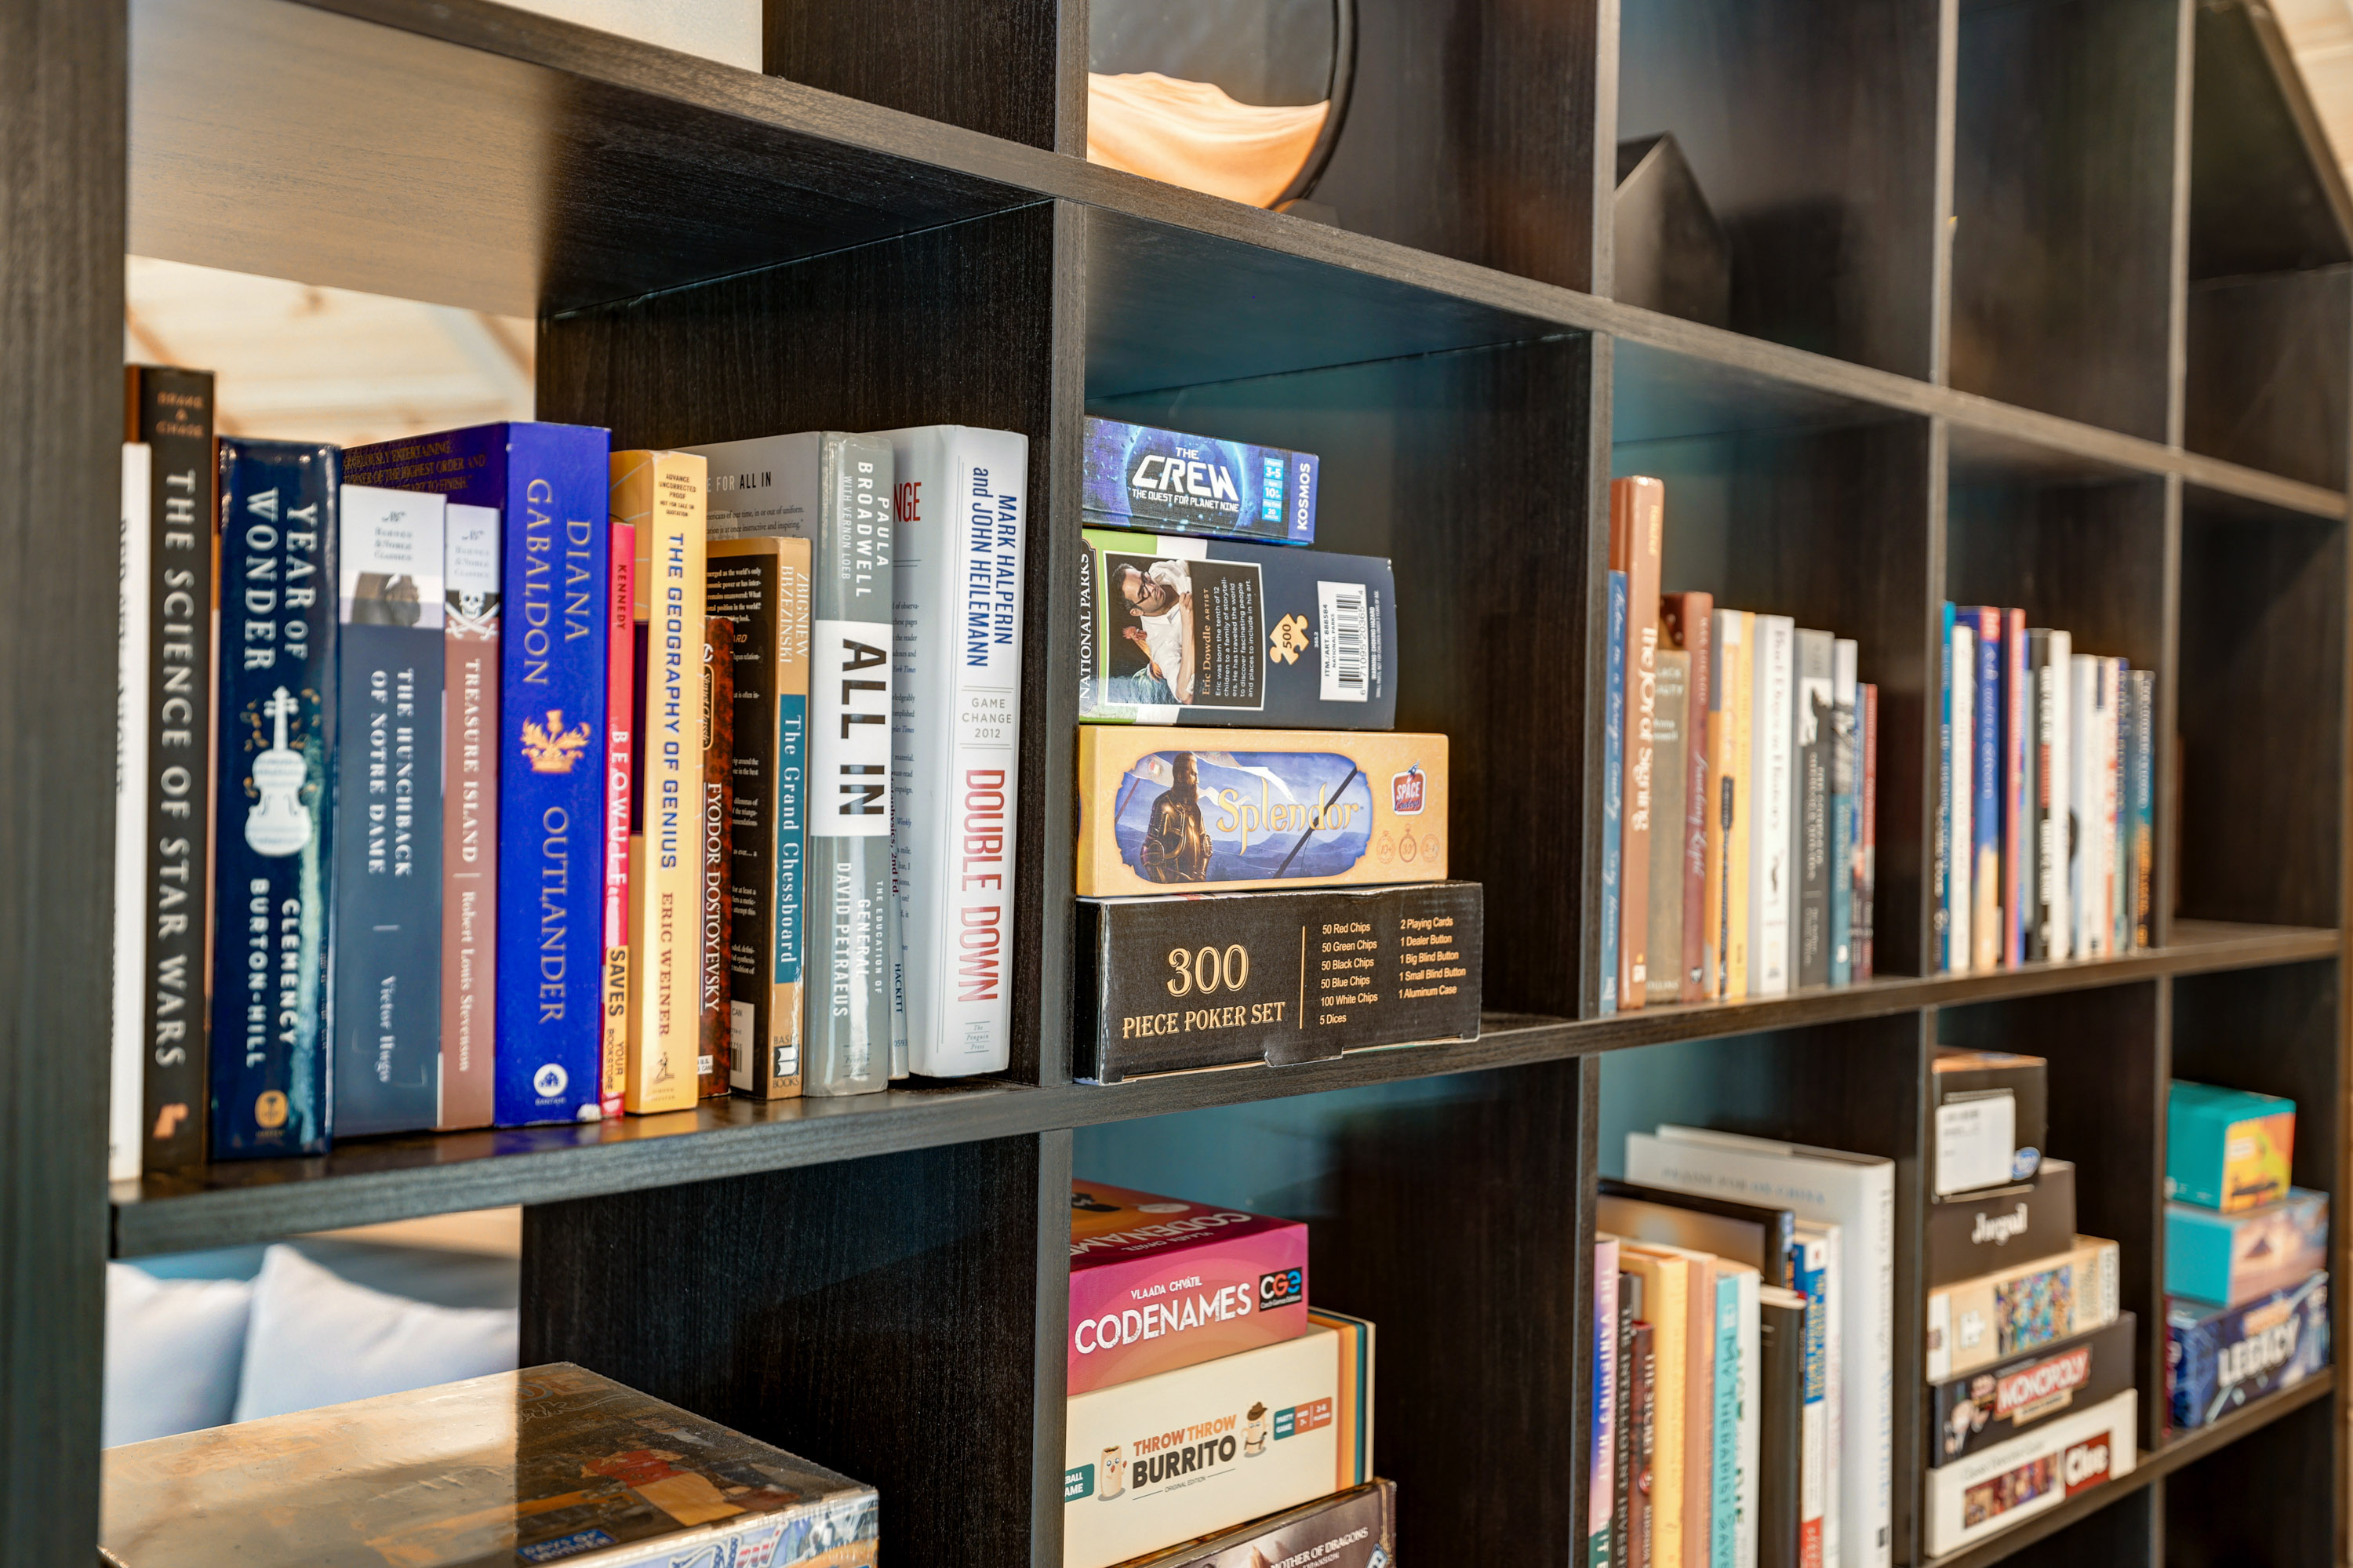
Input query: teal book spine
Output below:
<box><xmin>1715</xmin><ymin>1271</ymin><xmax>1740</xmax><ymax>1568</ymax></box>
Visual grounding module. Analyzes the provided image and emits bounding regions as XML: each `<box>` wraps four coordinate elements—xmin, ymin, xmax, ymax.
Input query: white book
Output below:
<box><xmin>1631</xmin><ymin>1127</ymin><xmax>1893</xmax><ymax>1568</ymax></box>
<box><xmin>1750</xmin><ymin>615</ymin><xmax>1795</xmax><ymax>995</ymax></box>
<box><xmin>111</xmin><ymin>443</ymin><xmax>152</xmax><ymax>1184</ymax></box>
<box><xmin>1948</xmin><ymin>622</ymin><xmax>1973</xmax><ymax>972</ymax></box>
<box><xmin>1795</xmin><ymin>1221</ymin><xmax>1842</xmax><ymax>1568</ymax></box>
<box><xmin>2041</xmin><ymin>631</ymin><xmax>2073</xmax><ymax>959</ymax></box>
<box><xmin>873</xmin><ymin>425</ymin><xmax>1028</xmax><ymax>1077</ymax></box>
<box><xmin>2069</xmin><ymin>655</ymin><xmax>2105</xmax><ymax>957</ymax></box>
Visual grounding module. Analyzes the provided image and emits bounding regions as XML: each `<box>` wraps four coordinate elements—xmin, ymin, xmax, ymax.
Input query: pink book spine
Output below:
<box><xmin>601</xmin><ymin>522</ymin><xmax>637</xmax><ymax>1121</ymax></box>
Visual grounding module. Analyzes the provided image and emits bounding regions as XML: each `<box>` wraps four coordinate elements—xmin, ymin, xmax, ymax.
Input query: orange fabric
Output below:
<box><xmin>1086</xmin><ymin>72</ymin><xmax>1329</xmax><ymax>208</ymax></box>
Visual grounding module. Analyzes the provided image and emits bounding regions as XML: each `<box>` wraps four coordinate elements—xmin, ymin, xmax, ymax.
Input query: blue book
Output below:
<box><xmin>2115</xmin><ymin>660</ymin><xmax>2134</xmax><ymax>952</ymax></box>
<box><xmin>209</xmin><ymin>440</ymin><xmax>340</xmax><ymax>1159</ymax></box>
<box><xmin>1599</xmin><ymin>571</ymin><xmax>1626</xmax><ymax>1015</ymax></box>
<box><xmin>1712</xmin><ymin>1269</ymin><xmax>1740</xmax><ymax>1568</ymax></box>
<box><xmin>1972</xmin><ymin>609</ymin><xmax>2002</xmax><ymax>969</ymax></box>
<box><xmin>346</xmin><ymin>423</ymin><xmax>612</xmax><ymax>1125</ymax></box>
<box><xmin>332</xmin><ymin>488</ymin><xmax>446</xmax><ymax>1136</ymax></box>
<box><xmin>2129</xmin><ymin>669</ymin><xmax>2155</xmax><ymax>948</ymax></box>
<box><xmin>1934</xmin><ymin>602</ymin><xmax>1953</xmax><ymax>971</ymax></box>
<box><xmin>1795</xmin><ymin>1239</ymin><xmax>1832</xmax><ymax>1567</ymax></box>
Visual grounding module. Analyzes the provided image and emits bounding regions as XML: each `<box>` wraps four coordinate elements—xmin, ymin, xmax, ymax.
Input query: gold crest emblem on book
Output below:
<box><xmin>522</xmin><ymin>710</ymin><xmax>593</xmax><ymax>774</ymax></box>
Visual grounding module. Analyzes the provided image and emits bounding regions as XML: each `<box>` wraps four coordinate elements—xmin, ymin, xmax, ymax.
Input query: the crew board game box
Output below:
<box><xmin>1112</xmin><ymin>1480</ymin><xmax>1396</xmax><ymax>1567</ymax></box>
<box><xmin>1083</xmin><ymin>417</ymin><xmax>1319</xmax><ymax>546</ymax></box>
<box><xmin>2166</xmin><ymin>1188</ymin><xmax>2329</xmax><ymax>1307</ymax></box>
<box><xmin>1924</xmin><ymin>1388</ymin><xmax>2135</xmax><ymax>1557</ymax></box>
<box><xmin>1071</xmin><ymin>1181</ymin><xmax>1312</xmax><ymax>1395</ymax></box>
<box><xmin>1076</xmin><ymin>882</ymin><xmax>1482</xmax><ymax>1082</ymax></box>
<box><xmin>98</xmin><ymin>1363</ymin><xmax>878</xmax><ymax>1567</ymax></box>
<box><xmin>1925</xmin><ymin>1159</ymin><xmax>2076</xmax><ymax>1287</ymax></box>
<box><xmin>1076</xmin><ymin>728</ymin><xmax>1449</xmax><ymax>897</ymax></box>
<box><xmin>1077</xmin><ymin>529</ymin><xmax>1395</xmax><ymax>728</ymax></box>
<box><xmin>1932</xmin><ymin>1048</ymin><xmax>2048</xmax><ymax>1195</ymax></box>
<box><xmin>1930</xmin><ymin>1312</ymin><xmax>2137</xmax><ymax>1467</ymax></box>
<box><xmin>2166</xmin><ymin>1080</ymin><xmax>2295</xmax><ymax>1212</ymax></box>
<box><xmin>1928</xmin><ymin>1235</ymin><xmax>2122</xmax><ymax>1381</ymax></box>
<box><xmin>2166</xmin><ymin>1271</ymin><xmax>2330</xmax><ymax>1430</ymax></box>
<box><xmin>1064</xmin><ymin>1311</ymin><xmax>1373</xmax><ymax>1568</ymax></box>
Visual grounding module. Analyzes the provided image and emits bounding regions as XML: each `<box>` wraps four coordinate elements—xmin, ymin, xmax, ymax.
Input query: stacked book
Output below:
<box><xmin>1933</xmin><ymin>606</ymin><xmax>2155</xmax><ymax>972</ymax></box>
<box><xmin>2163</xmin><ymin>1080</ymin><xmax>2331</xmax><ymax>1432</ymax></box>
<box><xmin>1071</xmin><ymin>417</ymin><xmax>1482</xmax><ymax>1081</ymax></box>
<box><xmin>114</xmin><ymin>366</ymin><xmax>1033</xmax><ymax>1173</ymax></box>
<box><xmin>1599</xmin><ymin>478</ymin><xmax>1881</xmax><ymax>1015</ymax></box>
<box><xmin>1061</xmin><ymin>1181</ymin><xmax>1378</xmax><ymax>1568</ymax></box>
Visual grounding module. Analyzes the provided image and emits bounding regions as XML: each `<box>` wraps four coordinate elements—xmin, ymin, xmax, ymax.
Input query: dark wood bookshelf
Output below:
<box><xmin>4</xmin><ymin>0</ymin><xmax>2347</xmax><ymax>1564</ymax></box>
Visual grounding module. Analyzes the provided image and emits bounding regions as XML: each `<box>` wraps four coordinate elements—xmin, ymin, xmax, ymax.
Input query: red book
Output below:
<box><xmin>600</xmin><ymin>522</ymin><xmax>637</xmax><ymax>1121</ymax></box>
<box><xmin>1610</xmin><ymin>478</ymin><xmax>1665</xmax><ymax>1010</ymax></box>
<box><xmin>1661</xmin><ymin>591</ymin><xmax>1713</xmax><ymax>1002</ymax></box>
<box><xmin>1858</xmin><ymin>682</ymin><xmax>1878</xmax><ymax>980</ymax></box>
<box><xmin>698</xmin><ymin>617</ymin><xmax>735</xmax><ymax>1099</ymax></box>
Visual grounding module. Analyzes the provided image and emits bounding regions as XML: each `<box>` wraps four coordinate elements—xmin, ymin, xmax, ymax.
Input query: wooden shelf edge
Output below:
<box><xmin>1918</xmin><ymin>1369</ymin><xmax>2337</xmax><ymax>1568</ymax></box>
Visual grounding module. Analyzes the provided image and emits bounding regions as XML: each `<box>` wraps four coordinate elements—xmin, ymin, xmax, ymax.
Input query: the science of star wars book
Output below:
<box><xmin>99</xmin><ymin>1363</ymin><xmax>878</xmax><ymax>1567</ymax></box>
<box><xmin>1083</xmin><ymin>417</ymin><xmax>1319</xmax><ymax>545</ymax></box>
<box><xmin>1076</xmin><ymin>728</ymin><xmax>1447</xmax><ymax>897</ymax></box>
<box><xmin>1077</xmin><ymin>529</ymin><xmax>1395</xmax><ymax>729</ymax></box>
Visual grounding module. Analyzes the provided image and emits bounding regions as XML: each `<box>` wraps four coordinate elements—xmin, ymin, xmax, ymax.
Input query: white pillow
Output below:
<box><xmin>104</xmin><ymin>1263</ymin><xmax>253</xmax><ymax>1446</ymax></box>
<box><xmin>233</xmin><ymin>1243</ymin><xmax>518</xmax><ymax>1422</ymax></box>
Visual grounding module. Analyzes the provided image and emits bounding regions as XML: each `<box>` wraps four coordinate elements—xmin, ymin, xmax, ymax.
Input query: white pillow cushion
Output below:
<box><xmin>233</xmin><ymin>1243</ymin><xmax>518</xmax><ymax>1422</ymax></box>
<box><xmin>104</xmin><ymin>1263</ymin><xmax>253</xmax><ymax>1446</ymax></box>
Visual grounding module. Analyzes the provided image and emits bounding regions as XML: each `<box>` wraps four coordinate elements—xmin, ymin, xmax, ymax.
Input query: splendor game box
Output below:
<box><xmin>1076</xmin><ymin>727</ymin><xmax>1448</xmax><ymax>897</ymax></box>
<box><xmin>1071</xmin><ymin>1181</ymin><xmax>1311</xmax><ymax>1395</ymax></box>
<box><xmin>1077</xmin><ymin>528</ymin><xmax>1395</xmax><ymax>729</ymax></box>
<box><xmin>99</xmin><ymin>1364</ymin><xmax>878</xmax><ymax>1567</ymax></box>
<box><xmin>1083</xmin><ymin>418</ymin><xmax>1319</xmax><ymax>546</ymax></box>
<box><xmin>2166</xmin><ymin>1271</ymin><xmax>2331</xmax><ymax>1430</ymax></box>
<box><xmin>1112</xmin><ymin>1479</ymin><xmax>1396</xmax><ymax>1567</ymax></box>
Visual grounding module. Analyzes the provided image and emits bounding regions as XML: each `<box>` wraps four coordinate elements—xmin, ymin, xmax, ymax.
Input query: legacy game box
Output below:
<box><xmin>1078</xmin><ymin>529</ymin><xmax>1395</xmax><ymax>729</ymax></box>
<box><xmin>1076</xmin><ymin>727</ymin><xmax>1448</xmax><ymax>897</ymax></box>
<box><xmin>2166</xmin><ymin>1271</ymin><xmax>2330</xmax><ymax>1430</ymax></box>
<box><xmin>1930</xmin><ymin>1312</ymin><xmax>2137</xmax><ymax>1467</ymax></box>
<box><xmin>1077</xmin><ymin>882</ymin><xmax>1482</xmax><ymax>1081</ymax></box>
<box><xmin>1112</xmin><ymin>1479</ymin><xmax>1395</xmax><ymax>1567</ymax></box>
<box><xmin>1083</xmin><ymin>418</ymin><xmax>1318</xmax><ymax>545</ymax></box>
<box><xmin>1070</xmin><ymin>1181</ymin><xmax>1311</xmax><ymax>1395</ymax></box>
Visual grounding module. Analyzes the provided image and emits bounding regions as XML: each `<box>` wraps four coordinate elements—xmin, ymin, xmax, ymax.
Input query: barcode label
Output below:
<box><xmin>1318</xmin><ymin>581</ymin><xmax>1369</xmax><ymax>703</ymax></box>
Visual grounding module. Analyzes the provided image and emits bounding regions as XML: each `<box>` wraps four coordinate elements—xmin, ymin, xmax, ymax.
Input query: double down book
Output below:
<box><xmin>1076</xmin><ymin>529</ymin><xmax>1395</xmax><ymax>729</ymax></box>
<box><xmin>1082</xmin><ymin>417</ymin><xmax>1318</xmax><ymax>545</ymax></box>
<box><xmin>209</xmin><ymin>440</ymin><xmax>339</xmax><ymax>1159</ymax></box>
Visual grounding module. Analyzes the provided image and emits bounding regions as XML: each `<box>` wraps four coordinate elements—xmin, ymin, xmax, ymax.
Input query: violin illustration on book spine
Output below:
<box><xmin>244</xmin><ymin>686</ymin><xmax>314</xmax><ymax>857</ymax></box>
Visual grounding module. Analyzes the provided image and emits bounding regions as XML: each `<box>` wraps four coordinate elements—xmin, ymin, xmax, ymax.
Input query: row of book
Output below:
<box><xmin>1599</xmin><ymin>478</ymin><xmax>1881</xmax><ymax>1014</ymax></box>
<box><xmin>115</xmin><ymin>365</ymin><xmax>1030</xmax><ymax>1170</ymax></box>
<box><xmin>1934</xmin><ymin>608</ymin><xmax>2155</xmax><ymax>971</ymax></box>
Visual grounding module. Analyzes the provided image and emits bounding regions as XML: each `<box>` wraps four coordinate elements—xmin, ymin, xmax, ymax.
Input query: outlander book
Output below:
<box><xmin>686</xmin><ymin>432</ymin><xmax>896</xmax><ymax>1097</ymax></box>
<box><xmin>120</xmin><ymin>366</ymin><xmax>215</xmax><ymax>1174</ymax></box>
<box><xmin>331</xmin><ymin>486</ymin><xmax>445</xmax><ymax>1137</ymax></box>
<box><xmin>209</xmin><ymin>439</ymin><xmax>339</xmax><ymax>1159</ymax></box>
<box><xmin>347</xmin><ymin>423</ymin><xmax>613</xmax><ymax>1126</ymax></box>
<box><xmin>1662</xmin><ymin>591</ymin><xmax>1713</xmax><ymax>1002</ymax></box>
<box><xmin>599</xmin><ymin>522</ymin><xmax>635</xmax><ymax>1119</ymax></box>
<box><xmin>877</xmin><ymin>425</ymin><xmax>1028</xmax><ymax>1077</ymax></box>
<box><xmin>440</xmin><ymin>504</ymin><xmax>500</xmax><ymax>1130</ymax></box>
<box><xmin>698</xmin><ymin>616</ymin><xmax>733</xmax><ymax>1097</ymax></box>
<box><xmin>707</xmin><ymin>537</ymin><xmax>812</xmax><ymax>1100</ymax></box>
<box><xmin>1612</xmin><ymin>476</ymin><xmax>1664</xmax><ymax>1011</ymax></box>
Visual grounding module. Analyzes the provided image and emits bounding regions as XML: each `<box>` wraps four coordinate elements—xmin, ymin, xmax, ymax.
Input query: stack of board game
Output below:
<box><xmin>1598</xmin><ymin>478</ymin><xmax>1882</xmax><ymax>1016</ymax></box>
<box><xmin>112</xmin><ymin>370</ymin><xmax>1036</xmax><ymax>1174</ymax></box>
<box><xmin>2162</xmin><ymin>1081</ymin><xmax>2331</xmax><ymax>1432</ymax></box>
<box><xmin>1071</xmin><ymin>417</ymin><xmax>1482</xmax><ymax>1081</ymax></box>
<box><xmin>1062</xmin><ymin>1180</ymin><xmax>1377</xmax><ymax>1568</ymax></box>
<box><xmin>99</xmin><ymin>1363</ymin><xmax>878</xmax><ymax>1566</ymax></box>
<box><xmin>1932</xmin><ymin>607</ymin><xmax>2156</xmax><ymax>973</ymax></box>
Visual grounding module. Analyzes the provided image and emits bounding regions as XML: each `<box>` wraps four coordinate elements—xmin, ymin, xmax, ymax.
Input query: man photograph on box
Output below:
<box><xmin>1111</xmin><ymin>556</ymin><xmax>1196</xmax><ymax>707</ymax></box>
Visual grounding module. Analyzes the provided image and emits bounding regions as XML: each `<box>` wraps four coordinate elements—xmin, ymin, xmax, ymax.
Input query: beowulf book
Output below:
<box><xmin>439</xmin><ymin>503</ymin><xmax>500</xmax><ymax>1130</ymax></box>
<box><xmin>209</xmin><ymin>438</ymin><xmax>339</xmax><ymax>1159</ymax></box>
<box><xmin>1082</xmin><ymin>416</ymin><xmax>1318</xmax><ymax>545</ymax></box>
<box><xmin>98</xmin><ymin>1364</ymin><xmax>879</xmax><ymax>1567</ymax></box>
<box><xmin>599</xmin><ymin>520</ymin><xmax>634</xmax><ymax>1119</ymax></box>
<box><xmin>698</xmin><ymin>616</ymin><xmax>733</xmax><ymax>1097</ymax></box>
<box><xmin>331</xmin><ymin>486</ymin><xmax>445</xmax><ymax>1137</ymax></box>
<box><xmin>346</xmin><ymin>422</ymin><xmax>612</xmax><ymax>1126</ymax></box>
<box><xmin>686</xmin><ymin>432</ymin><xmax>896</xmax><ymax>1097</ymax></box>
<box><xmin>118</xmin><ymin>366</ymin><xmax>215</xmax><ymax>1174</ymax></box>
<box><xmin>1076</xmin><ymin>528</ymin><xmax>1395</xmax><ymax>729</ymax></box>
<box><xmin>707</xmin><ymin>537</ymin><xmax>812</xmax><ymax>1099</ymax></box>
<box><xmin>877</xmin><ymin>425</ymin><xmax>1028</xmax><ymax>1079</ymax></box>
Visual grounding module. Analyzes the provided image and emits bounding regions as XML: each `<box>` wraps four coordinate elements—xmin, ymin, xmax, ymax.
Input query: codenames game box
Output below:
<box><xmin>1083</xmin><ymin>417</ymin><xmax>1319</xmax><ymax>546</ymax></box>
<box><xmin>1112</xmin><ymin>1479</ymin><xmax>1396</xmax><ymax>1567</ymax></box>
<box><xmin>1077</xmin><ymin>529</ymin><xmax>1396</xmax><ymax>729</ymax></box>
<box><xmin>2166</xmin><ymin>1270</ymin><xmax>2331</xmax><ymax>1430</ymax></box>
<box><xmin>1077</xmin><ymin>882</ymin><xmax>1482</xmax><ymax>1082</ymax></box>
<box><xmin>1075</xmin><ymin>728</ymin><xmax>1448</xmax><ymax>897</ymax></box>
<box><xmin>1070</xmin><ymin>1181</ymin><xmax>1311</xmax><ymax>1395</ymax></box>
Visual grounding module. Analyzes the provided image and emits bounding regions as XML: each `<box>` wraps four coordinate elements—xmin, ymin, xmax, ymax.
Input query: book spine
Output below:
<box><xmin>806</xmin><ymin>436</ymin><xmax>897</xmax><ymax>1094</ymax></box>
<box><xmin>620</xmin><ymin>451</ymin><xmax>707</xmax><ymax>1116</ymax></box>
<box><xmin>2130</xmin><ymin>669</ymin><xmax>2155</xmax><ymax>948</ymax></box>
<box><xmin>1648</xmin><ymin>649</ymin><xmax>1690</xmax><ymax>1005</ymax></box>
<box><xmin>1752</xmin><ymin>617</ymin><xmax>1793</xmax><ymax>996</ymax></box>
<box><xmin>1857</xmin><ymin>684</ymin><xmax>1876</xmax><ymax>980</ymax></box>
<box><xmin>1601</xmin><ymin>570</ymin><xmax>1627</xmax><ymax>1015</ymax></box>
<box><xmin>600</xmin><ymin>522</ymin><xmax>635</xmax><ymax>1119</ymax></box>
<box><xmin>1616</xmin><ymin>478</ymin><xmax>1664</xmax><ymax>1011</ymax></box>
<box><xmin>112</xmin><ymin>444</ymin><xmax>152</xmax><ymax>1182</ymax></box>
<box><xmin>889</xmin><ymin>427</ymin><xmax>1027</xmax><ymax>1076</ymax></box>
<box><xmin>1632</xmin><ymin>1321</ymin><xmax>1658</xmax><ymax>1568</ymax></box>
<box><xmin>491</xmin><ymin>425</ymin><xmax>611</xmax><ymax>1126</ymax></box>
<box><xmin>1615</xmin><ymin>1271</ymin><xmax>1636</xmax><ymax>1564</ymax></box>
<box><xmin>209</xmin><ymin>439</ymin><xmax>338</xmax><ymax>1158</ymax></box>
<box><xmin>1735</xmin><ymin>1272</ymin><xmax>1759</xmax><ymax>1568</ymax></box>
<box><xmin>1971</xmin><ymin>611</ymin><xmax>2000</xmax><ymax>971</ymax></box>
<box><xmin>1794</xmin><ymin>631</ymin><xmax>1832</xmax><ymax>991</ymax></box>
<box><xmin>1797</xmin><ymin>1250</ymin><xmax>1828</xmax><ymax>1568</ymax></box>
<box><xmin>2003</xmin><ymin>608</ymin><xmax>2028</xmax><ymax>966</ymax></box>
<box><xmin>1935</xmin><ymin>602</ymin><xmax>1953</xmax><ymax>972</ymax></box>
<box><xmin>2108</xmin><ymin>659</ymin><xmax>2128</xmax><ymax>954</ymax></box>
<box><xmin>1948</xmin><ymin>620</ymin><xmax>1973</xmax><ymax>972</ymax></box>
<box><xmin>1667</xmin><ymin>593</ymin><xmax>1714</xmax><ymax>1002</ymax></box>
<box><xmin>2069</xmin><ymin>654</ymin><xmax>2100</xmax><ymax>957</ymax></box>
<box><xmin>1827</xmin><ymin>641</ymin><xmax>1857</xmax><ymax>989</ymax></box>
<box><xmin>1592</xmin><ymin>1240</ymin><xmax>1620</xmax><ymax>1567</ymax></box>
<box><xmin>126</xmin><ymin>368</ymin><xmax>218</xmax><ymax>1173</ymax></box>
<box><xmin>700</xmin><ymin>617</ymin><xmax>734</xmax><ymax>1096</ymax></box>
<box><xmin>331</xmin><ymin>486</ymin><xmax>445</xmax><ymax>1137</ymax></box>
<box><xmin>1712</xmin><ymin>1274</ymin><xmax>1739</xmax><ymax>1568</ymax></box>
<box><xmin>1722</xmin><ymin>613</ymin><xmax>1754</xmax><ymax>1000</ymax></box>
<box><xmin>441</xmin><ymin>504</ymin><xmax>500</xmax><ymax>1129</ymax></box>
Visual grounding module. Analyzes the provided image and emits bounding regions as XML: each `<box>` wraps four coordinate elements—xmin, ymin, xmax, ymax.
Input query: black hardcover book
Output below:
<box><xmin>1930</xmin><ymin>1312</ymin><xmax>2137</xmax><ymax>1466</ymax></box>
<box><xmin>1613</xmin><ymin>1269</ymin><xmax>1637</xmax><ymax>1565</ymax></box>
<box><xmin>209</xmin><ymin>440</ymin><xmax>339</xmax><ymax>1159</ymax></box>
<box><xmin>1628</xmin><ymin>1319</ymin><xmax>1656</xmax><ymax>1568</ymax></box>
<box><xmin>1757</xmin><ymin>1286</ymin><xmax>1806</xmax><ymax>1568</ymax></box>
<box><xmin>1596</xmin><ymin>1177</ymin><xmax>1796</xmax><ymax>1287</ymax></box>
<box><xmin>124</xmin><ymin>365</ymin><xmax>214</xmax><ymax>1170</ymax></box>
<box><xmin>1925</xmin><ymin>1158</ymin><xmax>2077</xmax><ymax>1287</ymax></box>
<box><xmin>1076</xmin><ymin>881</ymin><xmax>1482</xmax><ymax>1081</ymax></box>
